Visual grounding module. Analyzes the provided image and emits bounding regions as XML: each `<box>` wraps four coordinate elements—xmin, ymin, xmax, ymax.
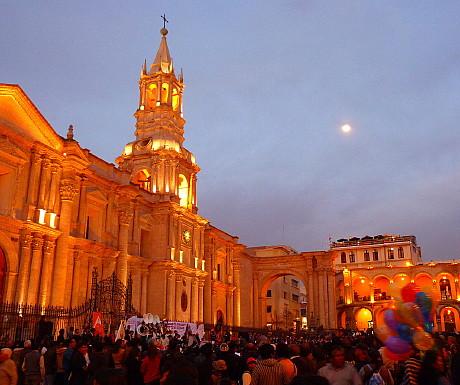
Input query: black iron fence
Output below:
<box><xmin>0</xmin><ymin>301</ymin><xmax>91</xmax><ymax>343</ymax></box>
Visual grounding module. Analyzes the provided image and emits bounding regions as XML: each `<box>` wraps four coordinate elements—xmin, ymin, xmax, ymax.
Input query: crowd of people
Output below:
<box><xmin>1</xmin><ymin>327</ymin><xmax>460</xmax><ymax>385</ymax></box>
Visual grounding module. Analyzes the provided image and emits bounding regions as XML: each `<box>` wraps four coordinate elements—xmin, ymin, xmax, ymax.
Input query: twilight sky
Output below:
<box><xmin>2</xmin><ymin>2</ymin><xmax>460</xmax><ymax>261</ymax></box>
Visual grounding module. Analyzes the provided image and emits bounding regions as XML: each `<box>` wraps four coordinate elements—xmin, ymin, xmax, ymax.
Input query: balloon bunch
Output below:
<box><xmin>376</xmin><ymin>282</ymin><xmax>439</xmax><ymax>360</ymax></box>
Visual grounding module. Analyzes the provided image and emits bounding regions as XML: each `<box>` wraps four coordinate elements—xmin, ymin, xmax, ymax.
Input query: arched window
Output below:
<box><xmin>349</xmin><ymin>252</ymin><xmax>355</xmax><ymax>263</ymax></box>
<box><xmin>341</xmin><ymin>252</ymin><xmax>347</xmax><ymax>264</ymax></box>
<box><xmin>133</xmin><ymin>170</ymin><xmax>151</xmax><ymax>191</ymax></box>
<box><xmin>148</xmin><ymin>84</ymin><xmax>157</xmax><ymax>109</ymax></box>
<box><xmin>161</xmin><ymin>83</ymin><xmax>169</xmax><ymax>104</ymax></box>
<box><xmin>172</xmin><ymin>88</ymin><xmax>179</xmax><ymax>111</ymax></box>
<box><xmin>440</xmin><ymin>278</ymin><xmax>452</xmax><ymax>300</ymax></box>
<box><xmin>388</xmin><ymin>248</ymin><xmax>395</xmax><ymax>259</ymax></box>
<box><xmin>398</xmin><ymin>247</ymin><xmax>404</xmax><ymax>258</ymax></box>
<box><xmin>178</xmin><ymin>174</ymin><xmax>189</xmax><ymax>207</ymax></box>
<box><xmin>364</xmin><ymin>250</ymin><xmax>370</xmax><ymax>261</ymax></box>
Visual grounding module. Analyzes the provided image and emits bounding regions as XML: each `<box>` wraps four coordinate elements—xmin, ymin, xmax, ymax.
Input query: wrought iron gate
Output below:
<box><xmin>88</xmin><ymin>268</ymin><xmax>136</xmax><ymax>334</ymax></box>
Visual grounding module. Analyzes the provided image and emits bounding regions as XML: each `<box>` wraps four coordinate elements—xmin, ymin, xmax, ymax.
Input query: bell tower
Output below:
<box><xmin>117</xmin><ymin>26</ymin><xmax>199</xmax><ymax>213</ymax></box>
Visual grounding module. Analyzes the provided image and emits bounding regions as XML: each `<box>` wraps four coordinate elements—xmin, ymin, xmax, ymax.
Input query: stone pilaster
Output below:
<box><xmin>175</xmin><ymin>274</ymin><xmax>183</xmax><ymax>321</ymax></box>
<box><xmin>37</xmin><ymin>158</ymin><xmax>51</xmax><ymax>209</ymax></box>
<box><xmin>26</xmin><ymin>152</ymin><xmax>41</xmax><ymax>207</ymax></box>
<box><xmin>166</xmin><ymin>270</ymin><xmax>175</xmax><ymax>320</ymax></box>
<box><xmin>16</xmin><ymin>233</ymin><xmax>32</xmax><ymax>304</ymax></box>
<box><xmin>77</xmin><ymin>176</ymin><xmax>88</xmax><ymax>237</ymax></box>
<box><xmin>233</xmin><ymin>263</ymin><xmax>241</xmax><ymax>326</ymax></box>
<box><xmin>47</xmin><ymin>163</ymin><xmax>60</xmax><ymax>212</ymax></box>
<box><xmin>198</xmin><ymin>279</ymin><xmax>205</xmax><ymax>322</ymax></box>
<box><xmin>191</xmin><ymin>277</ymin><xmax>199</xmax><ymax>322</ymax></box>
<box><xmin>27</xmin><ymin>235</ymin><xmax>44</xmax><ymax>304</ymax></box>
<box><xmin>71</xmin><ymin>251</ymin><xmax>82</xmax><ymax>307</ymax></box>
<box><xmin>328</xmin><ymin>270</ymin><xmax>336</xmax><ymax>328</ymax></box>
<box><xmin>211</xmin><ymin>284</ymin><xmax>218</xmax><ymax>325</ymax></box>
<box><xmin>253</xmin><ymin>273</ymin><xmax>260</xmax><ymax>328</ymax></box>
<box><xmin>141</xmin><ymin>268</ymin><xmax>148</xmax><ymax>314</ymax></box>
<box><xmin>132</xmin><ymin>267</ymin><xmax>142</xmax><ymax>311</ymax></box>
<box><xmin>117</xmin><ymin>207</ymin><xmax>132</xmax><ymax>285</ymax></box>
<box><xmin>50</xmin><ymin>179</ymin><xmax>78</xmax><ymax>306</ymax></box>
<box><xmin>38</xmin><ymin>238</ymin><xmax>56</xmax><ymax>306</ymax></box>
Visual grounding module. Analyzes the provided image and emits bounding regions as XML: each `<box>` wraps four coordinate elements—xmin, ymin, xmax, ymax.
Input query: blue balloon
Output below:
<box><xmin>386</xmin><ymin>336</ymin><xmax>412</xmax><ymax>354</ymax></box>
<box><xmin>384</xmin><ymin>309</ymin><xmax>399</xmax><ymax>331</ymax></box>
<box><xmin>396</xmin><ymin>323</ymin><xmax>414</xmax><ymax>343</ymax></box>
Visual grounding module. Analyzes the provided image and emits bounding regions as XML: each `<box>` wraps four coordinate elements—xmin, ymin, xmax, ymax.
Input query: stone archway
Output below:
<box><xmin>252</xmin><ymin>251</ymin><xmax>336</xmax><ymax>329</ymax></box>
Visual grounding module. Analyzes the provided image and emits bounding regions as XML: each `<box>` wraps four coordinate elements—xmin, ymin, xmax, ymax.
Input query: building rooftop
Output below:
<box><xmin>330</xmin><ymin>234</ymin><xmax>417</xmax><ymax>248</ymax></box>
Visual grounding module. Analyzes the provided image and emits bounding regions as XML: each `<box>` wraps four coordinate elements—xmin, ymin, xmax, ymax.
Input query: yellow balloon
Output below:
<box><xmin>375</xmin><ymin>325</ymin><xmax>395</xmax><ymax>343</ymax></box>
<box><xmin>413</xmin><ymin>331</ymin><xmax>434</xmax><ymax>351</ymax></box>
<box><xmin>397</xmin><ymin>303</ymin><xmax>423</xmax><ymax>328</ymax></box>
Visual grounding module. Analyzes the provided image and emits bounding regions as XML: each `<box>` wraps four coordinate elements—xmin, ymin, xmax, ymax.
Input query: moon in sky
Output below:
<box><xmin>341</xmin><ymin>124</ymin><xmax>352</xmax><ymax>133</ymax></box>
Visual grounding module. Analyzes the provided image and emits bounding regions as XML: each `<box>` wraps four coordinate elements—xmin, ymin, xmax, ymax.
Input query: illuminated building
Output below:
<box><xmin>333</xmin><ymin>235</ymin><xmax>460</xmax><ymax>332</ymax></box>
<box><xmin>0</xmin><ymin>28</ymin><xmax>337</xmax><ymax>329</ymax></box>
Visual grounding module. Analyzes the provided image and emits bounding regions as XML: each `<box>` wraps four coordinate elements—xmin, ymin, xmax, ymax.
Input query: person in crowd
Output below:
<box><xmin>22</xmin><ymin>343</ymin><xmax>43</xmax><ymax>385</ymax></box>
<box><xmin>140</xmin><ymin>341</ymin><xmax>162</xmax><ymax>385</ymax></box>
<box><xmin>88</xmin><ymin>342</ymin><xmax>110</xmax><ymax>384</ymax></box>
<box><xmin>240</xmin><ymin>357</ymin><xmax>256</xmax><ymax>385</ymax></box>
<box><xmin>196</xmin><ymin>343</ymin><xmax>214</xmax><ymax>385</ymax></box>
<box><xmin>401</xmin><ymin>350</ymin><xmax>422</xmax><ymax>385</ymax></box>
<box><xmin>68</xmin><ymin>342</ymin><xmax>90</xmax><ymax>385</ymax></box>
<box><xmin>211</xmin><ymin>360</ymin><xmax>228</xmax><ymax>385</ymax></box>
<box><xmin>216</xmin><ymin>342</ymin><xmax>239</xmax><ymax>383</ymax></box>
<box><xmin>62</xmin><ymin>339</ymin><xmax>76</xmax><ymax>383</ymax></box>
<box><xmin>353</xmin><ymin>343</ymin><xmax>370</xmax><ymax>372</ymax></box>
<box><xmin>41</xmin><ymin>341</ymin><xmax>57</xmax><ymax>385</ymax></box>
<box><xmin>276</xmin><ymin>343</ymin><xmax>297</xmax><ymax>382</ymax></box>
<box><xmin>418</xmin><ymin>349</ymin><xmax>450</xmax><ymax>385</ymax></box>
<box><xmin>317</xmin><ymin>346</ymin><xmax>362</xmax><ymax>385</ymax></box>
<box><xmin>123</xmin><ymin>347</ymin><xmax>142</xmax><ymax>385</ymax></box>
<box><xmin>112</xmin><ymin>341</ymin><xmax>125</xmax><ymax>372</ymax></box>
<box><xmin>358</xmin><ymin>349</ymin><xmax>393</xmax><ymax>385</ymax></box>
<box><xmin>291</xmin><ymin>344</ymin><xmax>316</xmax><ymax>376</ymax></box>
<box><xmin>0</xmin><ymin>348</ymin><xmax>18</xmax><ymax>385</ymax></box>
<box><xmin>250</xmin><ymin>343</ymin><xmax>288</xmax><ymax>385</ymax></box>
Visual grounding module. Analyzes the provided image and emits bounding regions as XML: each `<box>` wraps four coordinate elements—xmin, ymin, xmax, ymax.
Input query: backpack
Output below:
<box><xmin>368</xmin><ymin>371</ymin><xmax>385</xmax><ymax>385</ymax></box>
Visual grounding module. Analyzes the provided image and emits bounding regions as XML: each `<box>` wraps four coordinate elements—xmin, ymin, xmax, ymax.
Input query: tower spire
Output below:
<box><xmin>148</xmin><ymin>19</ymin><xmax>173</xmax><ymax>74</ymax></box>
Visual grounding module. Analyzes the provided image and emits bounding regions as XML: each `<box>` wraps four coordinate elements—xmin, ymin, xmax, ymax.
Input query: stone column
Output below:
<box><xmin>211</xmin><ymin>284</ymin><xmax>218</xmax><ymax>325</ymax></box>
<box><xmin>318</xmin><ymin>269</ymin><xmax>326</xmax><ymax>327</ymax></box>
<box><xmin>47</xmin><ymin>163</ymin><xmax>60</xmax><ymax>212</ymax></box>
<box><xmin>307</xmin><ymin>270</ymin><xmax>314</xmax><ymax>325</ymax></box>
<box><xmin>198</xmin><ymin>279</ymin><xmax>205</xmax><ymax>322</ymax></box>
<box><xmin>175</xmin><ymin>274</ymin><xmax>183</xmax><ymax>321</ymax></box>
<box><xmin>132</xmin><ymin>267</ymin><xmax>142</xmax><ymax>312</ymax></box>
<box><xmin>27</xmin><ymin>235</ymin><xmax>44</xmax><ymax>304</ymax></box>
<box><xmin>26</xmin><ymin>152</ymin><xmax>41</xmax><ymax>206</ymax></box>
<box><xmin>226</xmin><ymin>290</ymin><xmax>234</xmax><ymax>327</ymax></box>
<box><xmin>253</xmin><ymin>273</ymin><xmax>260</xmax><ymax>328</ymax></box>
<box><xmin>38</xmin><ymin>238</ymin><xmax>56</xmax><ymax>306</ymax></box>
<box><xmin>16</xmin><ymin>233</ymin><xmax>32</xmax><ymax>304</ymax></box>
<box><xmin>166</xmin><ymin>270</ymin><xmax>175</xmax><ymax>320</ymax></box>
<box><xmin>233</xmin><ymin>263</ymin><xmax>241</xmax><ymax>326</ymax></box>
<box><xmin>4</xmin><ymin>272</ymin><xmax>18</xmax><ymax>303</ymax></box>
<box><xmin>141</xmin><ymin>269</ymin><xmax>148</xmax><ymax>314</ymax></box>
<box><xmin>86</xmin><ymin>256</ymin><xmax>96</xmax><ymax>299</ymax></box>
<box><xmin>37</xmin><ymin>158</ymin><xmax>51</xmax><ymax>209</ymax></box>
<box><xmin>191</xmin><ymin>277</ymin><xmax>199</xmax><ymax>322</ymax></box>
<box><xmin>328</xmin><ymin>270</ymin><xmax>336</xmax><ymax>328</ymax></box>
<box><xmin>50</xmin><ymin>179</ymin><xmax>78</xmax><ymax>306</ymax></box>
<box><xmin>117</xmin><ymin>207</ymin><xmax>132</xmax><ymax>285</ymax></box>
<box><xmin>77</xmin><ymin>176</ymin><xmax>88</xmax><ymax>237</ymax></box>
<box><xmin>71</xmin><ymin>251</ymin><xmax>82</xmax><ymax>307</ymax></box>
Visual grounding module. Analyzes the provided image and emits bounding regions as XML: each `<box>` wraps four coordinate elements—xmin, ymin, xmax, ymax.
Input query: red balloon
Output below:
<box><xmin>401</xmin><ymin>283</ymin><xmax>421</xmax><ymax>303</ymax></box>
<box><xmin>383</xmin><ymin>347</ymin><xmax>414</xmax><ymax>361</ymax></box>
